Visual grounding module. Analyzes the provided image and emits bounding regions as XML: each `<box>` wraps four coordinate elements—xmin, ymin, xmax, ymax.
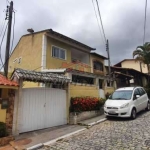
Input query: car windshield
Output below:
<box><xmin>109</xmin><ymin>90</ymin><xmax>132</xmax><ymax>100</ymax></box>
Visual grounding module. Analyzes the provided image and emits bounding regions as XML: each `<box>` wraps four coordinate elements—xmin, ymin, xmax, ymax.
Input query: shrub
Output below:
<box><xmin>0</xmin><ymin>122</ymin><xmax>8</xmax><ymax>138</ymax></box>
<box><xmin>70</xmin><ymin>97</ymin><xmax>106</xmax><ymax>112</ymax></box>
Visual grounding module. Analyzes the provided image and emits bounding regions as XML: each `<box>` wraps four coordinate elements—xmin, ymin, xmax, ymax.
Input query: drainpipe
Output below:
<box><xmin>41</xmin><ymin>34</ymin><xmax>47</xmax><ymax>70</ymax></box>
<box><xmin>40</xmin><ymin>34</ymin><xmax>47</xmax><ymax>87</ymax></box>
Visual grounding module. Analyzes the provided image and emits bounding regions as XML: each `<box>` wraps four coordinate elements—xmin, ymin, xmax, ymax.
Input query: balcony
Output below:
<box><xmin>93</xmin><ymin>69</ymin><xmax>105</xmax><ymax>75</ymax></box>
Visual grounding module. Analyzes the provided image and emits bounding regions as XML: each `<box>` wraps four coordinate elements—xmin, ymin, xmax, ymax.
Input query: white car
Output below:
<box><xmin>104</xmin><ymin>87</ymin><xmax>150</xmax><ymax>119</ymax></box>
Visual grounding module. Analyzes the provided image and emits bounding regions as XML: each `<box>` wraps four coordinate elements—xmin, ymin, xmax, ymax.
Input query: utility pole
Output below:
<box><xmin>106</xmin><ymin>39</ymin><xmax>111</xmax><ymax>79</ymax></box>
<box><xmin>4</xmin><ymin>1</ymin><xmax>13</xmax><ymax>78</ymax></box>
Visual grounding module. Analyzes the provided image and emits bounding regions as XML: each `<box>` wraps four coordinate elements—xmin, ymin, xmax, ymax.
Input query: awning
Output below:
<box><xmin>0</xmin><ymin>74</ymin><xmax>18</xmax><ymax>88</ymax></box>
<box><xmin>11</xmin><ymin>68</ymin><xmax>71</xmax><ymax>83</ymax></box>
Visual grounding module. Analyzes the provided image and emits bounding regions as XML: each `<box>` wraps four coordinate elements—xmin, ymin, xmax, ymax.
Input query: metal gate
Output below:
<box><xmin>19</xmin><ymin>88</ymin><xmax>67</xmax><ymax>133</ymax></box>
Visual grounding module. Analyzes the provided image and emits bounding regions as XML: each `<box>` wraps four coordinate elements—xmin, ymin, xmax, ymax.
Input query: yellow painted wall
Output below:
<box><xmin>122</xmin><ymin>60</ymin><xmax>148</xmax><ymax>73</ymax></box>
<box><xmin>0</xmin><ymin>89</ymin><xmax>8</xmax><ymax>123</ymax></box>
<box><xmin>0</xmin><ymin>104</ymin><xmax>6</xmax><ymax>123</ymax></box>
<box><xmin>46</xmin><ymin>37</ymin><xmax>91</xmax><ymax>72</ymax></box>
<box><xmin>70</xmin><ymin>84</ymin><xmax>99</xmax><ymax>97</ymax></box>
<box><xmin>46</xmin><ymin>37</ymin><xmax>71</xmax><ymax>69</ymax></box>
<box><xmin>90</xmin><ymin>54</ymin><xmax>105</xmax><ymax>75</ymax></box>
<box><xmin>23</xmin><ymin>82</ymin><xmax>39</xmax><ymax>88</ymax></box>
<box><xmin>105</xmin><ymin>87</ymin><xmax>114</xmax><ymax>94</ymax></box>
<box><xmin>8</xmin><ymin>33</ymin><xmax>45</xmax><ymax>76</ymax></box>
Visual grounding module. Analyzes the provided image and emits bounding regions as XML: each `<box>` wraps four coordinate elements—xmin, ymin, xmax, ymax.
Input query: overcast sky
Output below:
<box><xmin>0</xmin><ymin>0</ymin><xmax>150</xmax><ymax>66</ymax></box>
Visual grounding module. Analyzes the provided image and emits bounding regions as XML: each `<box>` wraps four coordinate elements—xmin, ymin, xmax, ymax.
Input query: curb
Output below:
<box><xmin>88</xmin><ymin>118</ymin><xmax>107</xmax><ymax>126</ymax></box>
<box><xmin>43</xmin><ymin>128</ymin><xmax>86</xmax><ymax>146</ymax></box>
<box><xmin>26</xmin><ymin>143</ymin><xmax>43</xmax><ymax>150</ymax></box>
<box><xmin>78</xmin><ymin>118</ymin><xmax>107</xmax><ymax>127</ymax></box>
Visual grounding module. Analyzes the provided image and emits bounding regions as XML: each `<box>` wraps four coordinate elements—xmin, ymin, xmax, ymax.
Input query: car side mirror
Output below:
<box><xmin>136</xmin><ymin>95</ymin><xmax>140</xmax><ymax>99</ymax></box>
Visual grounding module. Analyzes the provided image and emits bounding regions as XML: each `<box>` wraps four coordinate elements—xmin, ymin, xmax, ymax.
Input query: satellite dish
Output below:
<box><xmin>27</xmin><ymin>28</ymin><xmax>34</xmax><ymax>33</ymax></box>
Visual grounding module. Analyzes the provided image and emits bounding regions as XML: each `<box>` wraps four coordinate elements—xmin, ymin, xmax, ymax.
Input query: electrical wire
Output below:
<box><xmin>143</xmin><ymin>0</ymin><xmax>147</xmax><ymax>45</ymax></box>
<box><xmin>0</xmin><ymin>12</ymin><xmax>6</xmax><ymax>37</ymax></box>
<box><xmin>91</xmin><ymin>0</ymin><xmax>105</xmax><ymax>45</ymax></box>
<box><xmin>10</xmin><ymin>11</ymin><xmax>15</xmax><ymax>55</ymax></box>
<box><xmin>0</xmin><ymin>23</ymin><xmax>8</xmax><ymax>69</ymax></box>
<box><xmin>95</xmin><ymin>0</ymin><xmax>107</xmax><ymax>43</ymax></box>
<box><xmin>0</xmin><ymin>21</ymin><xmax>6</xmax><ymax>38</ymax></box>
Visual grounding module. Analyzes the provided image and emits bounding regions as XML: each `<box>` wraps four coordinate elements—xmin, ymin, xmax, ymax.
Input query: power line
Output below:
<box><xmin>95</xmin><ymin>0</ymin><xmax>107</xmax><ymax>43</ymax></box>
<box><xmin>91</xmin><ymin>0</ymin><xmax>105</xmax><ymax>45</ymax></box>
<box><xmin>0</xmin><ymin>12</ymin><xmax>6</xmax><ymax>37</ymax></box>
<box><xmin>143</xmin><ymin>0</ymin><xmax>147</xmax><ymax>45</ymax></box>
<box><xmin>0</xmin><ymin>23</ymin><xmax>8</xmax><ymax>69</ymax></box>
<box><xmin>10</xmin><ymin>11</ymin><xmax>15</xmax><ymax>55</ymax></box>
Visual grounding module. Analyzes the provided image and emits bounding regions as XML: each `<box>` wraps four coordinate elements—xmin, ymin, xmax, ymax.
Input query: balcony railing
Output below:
<box><xmin>93</xmin><ymin>69</ymin><xmax>105</xmax><ymax>75</ymax></box>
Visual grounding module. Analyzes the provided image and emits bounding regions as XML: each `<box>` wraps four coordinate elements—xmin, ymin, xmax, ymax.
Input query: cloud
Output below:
<box><xmin>0</xmin><ymin>0</ymin><xmax>150</xmax><ymax>66</ymax></box>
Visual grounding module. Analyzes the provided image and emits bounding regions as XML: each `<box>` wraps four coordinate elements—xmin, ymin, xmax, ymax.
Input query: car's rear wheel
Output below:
<box><xmin>146</xmin><ymin>101</ymin><xmax>150</xmax><ymax>111</ymax></box>
<box><xmin>131</xmin><ymin>108</ymin><xmax>136</xmax><ymax>119</ymax></box>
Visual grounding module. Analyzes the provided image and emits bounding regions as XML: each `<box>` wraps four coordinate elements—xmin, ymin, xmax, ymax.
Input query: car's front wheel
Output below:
<box><xmin>146</xmin><ymin>101</ymin><xmax>150</xmax><ymax>111</ymax></box>
<box><xmin>131</xmin><ymin>108</ymin><xmax>136</xmax><ymax>119</ymax></box>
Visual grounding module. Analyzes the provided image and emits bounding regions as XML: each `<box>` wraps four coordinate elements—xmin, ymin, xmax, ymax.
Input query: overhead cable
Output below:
<box><xmin>91</xmin><ymin>0</ymin><xmax>105</xmax><ymax>45</ymax></box>
<box><xmin>0</xmin><ymin>23</ymin><xmax>8</xmax><ymax>69</ymax></box>
<box><xmin>95</xmin><ymin>0</ymin><xmax>107</xmax><ymax>43</ymax></box>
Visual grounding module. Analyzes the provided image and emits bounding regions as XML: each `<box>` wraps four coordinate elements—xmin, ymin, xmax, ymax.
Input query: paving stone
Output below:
<box><xmin>38</xmin><ymin>111</ymin><xmax>150</xmax><ymax>150</ymax></box>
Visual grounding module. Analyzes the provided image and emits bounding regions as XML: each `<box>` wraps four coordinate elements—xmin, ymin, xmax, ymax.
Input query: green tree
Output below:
<box><xmin>133</xmin><ymin>42</ymin><xmax>150</xmax><ymax>74</ymax></box>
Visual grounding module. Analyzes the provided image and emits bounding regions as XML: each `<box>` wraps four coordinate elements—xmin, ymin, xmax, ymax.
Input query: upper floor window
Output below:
<box><xmin>93</xmin><ymin>61</ymin><xmax>103</xmax><ymax>71</ymax></box>
<box><xmin>52</xmin><ymin>46</ymin><xmax>66</xmax><ymax>60</ymax></box>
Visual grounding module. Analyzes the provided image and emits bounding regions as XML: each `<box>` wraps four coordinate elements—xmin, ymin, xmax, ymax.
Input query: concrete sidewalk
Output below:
<box><xmin>0</xmin><ymin>115</ymin><xmax>106</xmax><ymax>150</ymax></box>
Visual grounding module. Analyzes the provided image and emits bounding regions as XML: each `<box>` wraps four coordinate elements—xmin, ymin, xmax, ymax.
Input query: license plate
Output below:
<box><xmin>109</xmin><ymin>111</ymin><xmax>116</xmax><ymax>114</ymax></box>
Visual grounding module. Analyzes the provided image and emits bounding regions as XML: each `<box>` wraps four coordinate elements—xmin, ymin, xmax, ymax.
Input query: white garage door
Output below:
<box><xmin>19</xmin><ymin>88</ymin><xmax>67</xmax><ymax>133</ymax></box>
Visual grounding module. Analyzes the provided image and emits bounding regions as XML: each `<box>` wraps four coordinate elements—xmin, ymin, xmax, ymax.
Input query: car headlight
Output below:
<box><xmin>120</xmin><ymin>103</ymin><xmax>129</xmax><ymax>109</ymax></box>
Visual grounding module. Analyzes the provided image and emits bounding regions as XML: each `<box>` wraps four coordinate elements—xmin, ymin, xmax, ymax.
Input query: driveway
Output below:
<box><xmin>39</xmin><ymin>111</ymin><xmax>150</xmax><ymax>150</ymax></box>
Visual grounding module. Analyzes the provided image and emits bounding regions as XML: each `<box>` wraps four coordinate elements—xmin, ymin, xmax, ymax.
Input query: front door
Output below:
<box><xmin>138</xmin><ymin>88</ymin><xmax>147</xmax><ymax>110</ymax></box>
<box><xmin>133</xmin><ymin>88</ymin><xmax>142</xmax><ymax>112</ymax></box>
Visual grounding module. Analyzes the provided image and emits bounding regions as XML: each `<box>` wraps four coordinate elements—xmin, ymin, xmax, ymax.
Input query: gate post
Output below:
<box><xmin>12</xmin><ymin>79</ymin><xmax>23</xmax><ymax>135</ymax></box>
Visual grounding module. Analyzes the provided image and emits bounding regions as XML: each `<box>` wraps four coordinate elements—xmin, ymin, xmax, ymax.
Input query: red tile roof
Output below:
<box><xmin>0</xmin><ymin>74</ymin><xmax>18</xmax><ymax>87</ymax></box>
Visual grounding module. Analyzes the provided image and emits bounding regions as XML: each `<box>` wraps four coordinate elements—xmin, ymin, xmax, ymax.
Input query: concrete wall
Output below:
<box><xmin>69</xmin><ymin>111</ymin><xmax>101</xmax><ymax>124</ymax></box>
<box><xmin>70</xmin><ymin>84</ymin><xmax>99</xmax><ymax>97</ymax></box>
<box><xmin>121</xmin><ymin>60</ymin><xmax>148</xmax><ymax>73</ymax></box>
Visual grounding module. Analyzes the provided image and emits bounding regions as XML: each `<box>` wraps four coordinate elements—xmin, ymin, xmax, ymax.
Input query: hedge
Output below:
<box><xmin>70</xmin><ymin>97</ymin><xmax>106</xmax><ymax>112</ymax></box>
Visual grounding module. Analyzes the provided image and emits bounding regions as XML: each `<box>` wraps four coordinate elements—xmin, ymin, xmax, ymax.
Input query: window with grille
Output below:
<box><xmin>52</xmin><ymin>46</ymin><xmax>66</xmax><ymax>60</ymax></box>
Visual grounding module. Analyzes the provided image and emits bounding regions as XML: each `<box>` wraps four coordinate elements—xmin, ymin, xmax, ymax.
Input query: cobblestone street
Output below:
<box><xmin>40</xmin><ymin>111</ymin><xmax>150</xmax><ymax>150</ymax></box>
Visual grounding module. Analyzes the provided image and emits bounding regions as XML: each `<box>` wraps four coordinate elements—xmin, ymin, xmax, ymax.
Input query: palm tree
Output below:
<box><xmin>133</xmin><ymin>42</ymin><xmax>150</xmax><ymax>75</ymax></box>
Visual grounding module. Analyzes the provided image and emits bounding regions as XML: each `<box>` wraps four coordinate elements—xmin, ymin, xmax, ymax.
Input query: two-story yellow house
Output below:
<box><xmin>9</xmin><ymin>29</ymin><xmax>109</xmax><ymax>98</ymax></box>
<box><xmin>114</xmin><ymin>59</ymin><xmax>148</xmax><ymax>73</ymax></box>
